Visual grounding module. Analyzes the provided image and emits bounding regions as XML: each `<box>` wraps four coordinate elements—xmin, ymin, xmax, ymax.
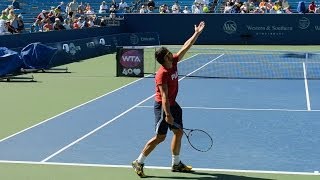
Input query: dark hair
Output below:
<box><xmin>155</xmin><ymin>47</ymin><xmax>169</xmax><ymax>64</ymax></box>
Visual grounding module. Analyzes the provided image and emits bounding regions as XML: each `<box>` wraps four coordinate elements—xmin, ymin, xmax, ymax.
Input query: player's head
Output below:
<box><xmin>155</xmin><ymin>47</ymin><xmax>173</xmax><ymax>65</ymax></box>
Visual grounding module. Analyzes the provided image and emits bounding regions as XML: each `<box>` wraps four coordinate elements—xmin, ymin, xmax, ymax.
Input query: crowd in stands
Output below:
<box><xmin>223</xmin><ymin>0</ymin><xmax>320</xmax><ymax>13</ymax></box>
<box><xmin>138</xmin><ymin>0</ymin><xmax>215</xmax><ymax>13</ymax></box>
<box><xmin>0</xmin><ymin>0</ymin><xmax>319</xmax><ymax>35</ymax></box>
<box><xmin>0</xmin><ymin>0</ymin><xmax>128</xmax><ymax>35</ymax></box>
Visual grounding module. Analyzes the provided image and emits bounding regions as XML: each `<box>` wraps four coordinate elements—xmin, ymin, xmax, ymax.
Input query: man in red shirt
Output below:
<box><xmin>132</xmin><ymin>21</ymin><xmax>205</xmax><ymax>177</ymax></box>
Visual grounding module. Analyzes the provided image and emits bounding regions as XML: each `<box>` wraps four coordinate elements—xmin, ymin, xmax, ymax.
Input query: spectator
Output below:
<box><xmin>139</xmin><ymin>5</ymin><xmax>147</xmax><ymax>13</ymax></box>
<box><xmin>308</xmin><ymin>1</ymin><xmax>316</xmax><ymax>13</ymax></box>
<box><xmin>0</xmin><ymin>19</ymin><xmax>10</xmax><ymax>35</ymax></box>
<box><xmin>16</xmin><ymin>14</ymin><xmax>24</xmax><ymax>33</ymax></box>
<box><xmin>119</xmin><ymin>0</ymin><xmax>129</xmax><ymax>11</ymax></box>
<box><xmin>109</xmin><ymin>5</ymin><xmax>116</xmax><ymax>13</ymax></box>
<box><xmin>147</xmin><ymin>0</ymin><xmax>155</xmax><ymax>8</ymax></box>
<box><xmin>73</xmin><ymin>18</ymin><xmax>80</xmax><ymax>29</ymax></box>
<box><xmin>43</xmin><ymin>19</ymin><xmax>53</xmax><ymax>32</ymax></box>
<box><xmin>172</xmin><ymin>1</ymin><xmax>181</xmax><ymax>13</ymax></box>
<box><xmin>100</xmin><ymin>18</ymin><xmax>106</xmax><ymax>26</ymax></box>
<box><xmin>68</xmin><ymin>0</ymin><xmax>79</xmax><ymax>18</ymax></box>
<box><xmin>31</xmin><ymin>19</ymin><xmax>43</xmax><ymax>32</ymax></box>
<box><xmin>53</xmin><ymin>18</ymin><xmax>65</xmax><ymax>30</ymax></box>
<box><xmin>7</xmin><ymin>10</ymin><xmax>16</xmax><ymax>21</ymax></box>
<box><xmin>297</xmin><ymin>1</ymin><xmax>307</xmax><ymax>13</ymax></box>
<box><xmin>78</xmin><ymin>2</ymin><xmax>85</xmax><ymax>14</ymax></box>
<box><xmin>111</xmin><ymin>0</ymin><xmax>118</xmax><ymax>9</ymax></box>
<box><xmin>5</xmin><ymin>20</ymin><xmax>18</xmax><ymax>34</ymax></box>
<box><xmin>12</xmin><ymin>0</ymin><xmax>20</xmax><ymax>10</ymax></box>
<box><xmin>37</xmin><ymin>10</ymin><xmax>48</xmax><ymax>21</ymax></box>
<box><xmin>99</xmin><ymin>1</ymin><xmax>108</xmax><ymax>13</ymax></box>
<box><xmin>63</xmin><ymin>19</ymin><xmax>72</xmax><ymax>29</ymax></box>
<box><xmin>183</xmin><ymin>6</ymin><xmax>190</xmax><ymax>13</ymax></box>
<box><xmin>284</xmin><ymin>5</ymin><xmax>293</xmax><ymax>13</ymax></box>
<box><xmin>80</xmin><ymin>17</ymin><xmax>90</xmax><ymax>28</ymax></box>
<box><xmin>0</xmin><ymin>11</ymin><xmax>8</xmax><ymax>20</ymax></box>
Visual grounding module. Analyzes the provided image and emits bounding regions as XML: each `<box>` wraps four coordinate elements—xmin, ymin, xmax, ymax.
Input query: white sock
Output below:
<box><xmin>137</xmin><ymin>153</ymin><xmax>146</xmax><ymax>164</ymax></box>
<box><xmin>172</xmin><ymin>155</ymin><xmax>180</xmax><ymax>166</ymax></box>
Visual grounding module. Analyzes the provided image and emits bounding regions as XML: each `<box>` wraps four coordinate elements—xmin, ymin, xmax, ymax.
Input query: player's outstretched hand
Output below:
<box><xmin>194</xmin><ymin>21</ymin><xmax>205</xmax><ymax>34</ymax></box>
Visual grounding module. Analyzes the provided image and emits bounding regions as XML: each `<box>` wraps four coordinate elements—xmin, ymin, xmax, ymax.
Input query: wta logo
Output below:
<box><xmin>120</xmin><ymin>50</ymin><xmax>142</xmax><ymax>68</ymax></box>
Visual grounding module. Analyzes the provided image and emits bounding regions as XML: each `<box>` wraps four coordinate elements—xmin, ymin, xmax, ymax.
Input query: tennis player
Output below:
<box><xmin>132</xmin><ymin>21</ymin><xmax>206</xmax><ymax>177</ymax></box>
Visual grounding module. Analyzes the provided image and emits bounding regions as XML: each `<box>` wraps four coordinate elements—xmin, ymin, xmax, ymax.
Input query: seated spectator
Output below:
<box><xmin>63</xmin><ymin>19</ymin><xmax>72</xmax><ymax>29</ymax></box>
<box><xmin>139</xmin><ymin>5</ymin><xmax>147</xmax><ymax>13</ymax></box>
<box><xmin>53</xmin><ymin>18</ymin><xmax>65</xmax><ymax>30</ymax></box>
<box><xmin>78</xmin><ymin>2</ymin><xmax>85</xmax><ymax>14</ymax></box>
<box><xmin>12</xmin><ymin>0</ymin><xmax>20</xmax><ymax>10</ymax></box>
<box><xmin>0</xmin><ymin>11</ymin><xmax>8</xmax><ymax>20</ymax></box>
<box><xmin>30</xmin><ymin>19</ymin><xmax>43</xmax><ymax>32</ymax></box>
<box><xmin>183</xmin><ymin>6</ymin><xmax>190</xmax><ymax>13</ymax></box>
<box><xmin>281</xmin><ymin>0</ymin><xmax>290</xmax><ymax>9</ymax></box>
<box><xmin>43</xmin><ymin>19</ymin><xmax>53</xmax><ymax>32</ymax></box>
<box><xmin>147</xmin><ymin>0</ymin><xmax>155</xmax><ymax>8</ymax></box>
<box><xmin>109</xmin><ymin>5</ymin><xmax>117</xmax><ymax>13</ymax></box>
<box><xmin>119</xmin><ymin>0</ymin><xmax>129</xmax><ymax>11</ymax></box>
<box><xmin>172</xmin><ymin>1</ymin><xmax>181</xmax><ymax>13</ymax></box>
<box><xmin>7</xmin><ymin>10</ymin><xmax>16</xmax><ymax>21</ymax></box>
<box><xmin>0</xmin><ymin>19</ymin><xmax>10</xmax><ymax>35</ymax></box>
<box><xmin>73</xmin><ymin>18</ymin><xmax>80</xmax><ymax>29</ymax></box>
<box><xmin>37</xmin><ymin>10</ymin><xmax>48</xmax><ymax>22</ymax></box>
<box><xmin>99</xmin><ymin>1</ymin><xmax>108</xmax><ymax>13</ymax></box>
<box><xmin>85</xmin><ymin>3</ymin><xmax>91</xmax><ymax>12</ymax></box>
<box><xmin>308</xmin><ymin>1</ymin><xmax>316</xmax><ymax>13</ymax></box>
<box><xmin>5</xmin><ymin>20</ymin><xmax>18</xmax><ymax>34</ymax></box>
<box><xmin>10</xmin><ymin>14</ymin><xmax>18</xmax><ymax>30</ymax></box>
<box><xmin>297</xmin><ymin>1</ymin><xmax>307</xmax><ymax>13</ymax></box>
<box><xmin>284</xmin><ymin>5</ymin><xmax>293</xmax><ymax>13</ymax></box>
<box><xmin>100</xmin><ymin>18</ymin><xmax>106</xmax><ymax>26</ymax></box>
<box><xmin>111</xmin><ymin>0</ymin><xmax>118</xmax><ymax>9</ymax></box>
<box><xmin>16</xmin><ymin>14</ymin><xmax>24</xmax><ymax>33</ymax></box>
<box><xmin>80</xmin><ymin>17</ymin><xmax>90</xmax><ymax>28</ymax></box>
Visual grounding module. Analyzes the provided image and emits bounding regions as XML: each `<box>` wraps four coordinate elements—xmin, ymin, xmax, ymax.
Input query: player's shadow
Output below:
<box><xmin>146</xmin><ymin>171</ymin><xmax>273</xmax><ymax>180</ymax></box>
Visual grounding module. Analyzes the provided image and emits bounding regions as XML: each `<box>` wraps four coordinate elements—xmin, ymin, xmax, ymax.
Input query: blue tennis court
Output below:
<box><xmin>0</xmin><ymin>52</ymin><xmax>319</xmax><ymax>174</ymax></box>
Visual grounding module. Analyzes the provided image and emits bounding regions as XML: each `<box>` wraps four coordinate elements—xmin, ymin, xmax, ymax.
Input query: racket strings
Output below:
<box><xmin>188</xmin><ymin>130</ymin><xmax>213</xmax><ymax>152</ymax></box>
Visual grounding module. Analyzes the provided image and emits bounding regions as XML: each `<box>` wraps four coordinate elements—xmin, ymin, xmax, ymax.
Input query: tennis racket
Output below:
<box><xmin>173</xmin><ymin>122</ymin><xmax>213</xmax><ymax>152</ymax></box>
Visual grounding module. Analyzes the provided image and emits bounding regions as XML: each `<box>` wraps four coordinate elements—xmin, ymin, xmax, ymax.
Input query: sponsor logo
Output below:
<box><xmin>62</xmin><ymin>43</ymin><xmax>81</xmax><ymax>55</ymax></box>
<box><xmin>130</xmin><ymin>34</ymin><xmax>139</xmax><ymax>45</ymax></box>
<box><xmin>86</xmin><ymin>41</ymin><xmax>95</xmax><ymax>48</ymax></box>
<box><xmin>171</xmin><ymin>71</ymin><xmax>178</xmax><ymax>80</ymax></box>
<box><xmin>298</xmin><ymin>17</ymin><xmax>310</xmax><ymax>29</ymax></box>
<box><xmin>223</xmin><ymin>20</ymin><xmax>237</xmax><ymax>34</ymax></box>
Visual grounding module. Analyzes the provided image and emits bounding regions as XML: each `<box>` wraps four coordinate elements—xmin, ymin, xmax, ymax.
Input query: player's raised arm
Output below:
<box><xmin>176</xmin><ymin>21</ymin><xmax>205</xmax><ymax>61</ymax></box>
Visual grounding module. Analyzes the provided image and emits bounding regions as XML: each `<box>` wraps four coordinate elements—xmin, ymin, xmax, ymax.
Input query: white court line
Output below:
<box><xmin>303</xmin><ymin>62</ymin><xmax>311</xmax><ymax>111</ymax></box>
<box><xmin>41</xmin><ymin>54</ymin><xmax>225</xmax><ymax>162</ymax></box>
<box><xmin>0</xmin><ymin>78</ymin><xmax>147</xmax><ymax>143</ymax></box>
<box><xmin>137</xmin><ymin>105</ymin><xmax>320</xmax><ymax>112</ymax></box>
<box><xmin>0</xmin><ymin>160</ymin><xmax>318</xmax><ymax>176</ymax></box>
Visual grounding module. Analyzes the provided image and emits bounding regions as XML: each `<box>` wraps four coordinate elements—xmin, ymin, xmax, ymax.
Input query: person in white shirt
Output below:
<box><xmin>171</xmin><ymin>2</ymin><xmax>181</xmax><ymax>13</ymax></box>
<box><xmin>183</xmin><ymin>6</ymin><xmax>190</xmax><ymax>13</ymax></box>
<box><xmin>99</xmin><ymin>1</ymin><xmax>108</xmax><ymax>13</ymax></box>
<box><xmin>139</xmin><ymin>5</ymin><xmax>147</xmax><ymax>13</ymax></box>
<box><xmin>119</xmin><ymin>0</ymin><xmax>129</xmax><ymax>10</ymax></box>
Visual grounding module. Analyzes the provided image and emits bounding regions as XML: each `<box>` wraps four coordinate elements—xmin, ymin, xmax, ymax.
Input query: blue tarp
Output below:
<box><xmin>0</xmin><ymin>47</ymin><xmax>23</xmax><ymax>77</ymax></box>
<box><xmin>20</xmin><ymin>42</ymin><xmax>57</xmax><ymax>69</ymax></box>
